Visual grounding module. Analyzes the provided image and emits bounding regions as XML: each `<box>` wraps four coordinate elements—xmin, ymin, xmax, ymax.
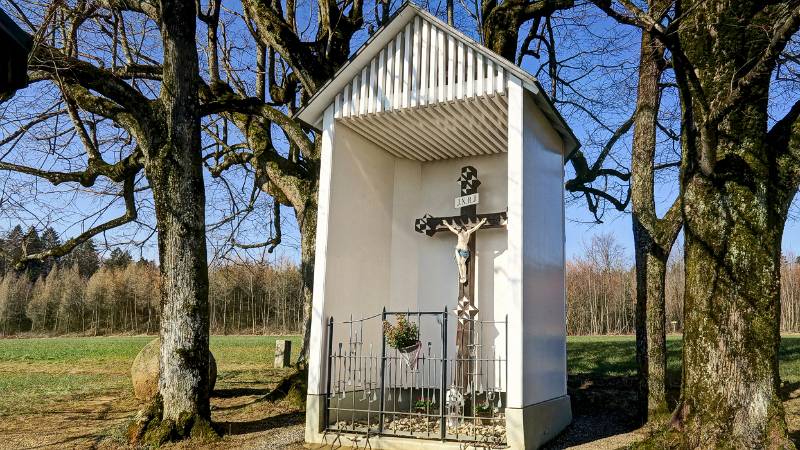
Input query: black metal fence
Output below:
<box><xmin>323</xmin><ymin>308</ymin><xmax>508</xmax><ymax>447</ymax></box>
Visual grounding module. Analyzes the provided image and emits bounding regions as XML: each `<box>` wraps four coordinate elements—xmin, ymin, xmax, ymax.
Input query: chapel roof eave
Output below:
<box><xmin>0</xmin><ymin>8</ymin><xmax>33</xmax><ymax>98</ymax></box>
<box><xmin>293</xmin><ymin>2</ymin><xmax>580</xmax><ymax>157</ymax></box>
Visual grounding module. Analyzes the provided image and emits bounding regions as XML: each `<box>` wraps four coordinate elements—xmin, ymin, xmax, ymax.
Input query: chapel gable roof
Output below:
<box><xmin>294</xmin><ymin>2</ymin><xmax>579</xmax><ymax>156</ymax></box>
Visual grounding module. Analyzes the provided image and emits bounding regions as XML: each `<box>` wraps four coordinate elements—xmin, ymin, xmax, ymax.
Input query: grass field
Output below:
<box><xmin>0</xmin><ymin>335</ymin><xmax>301</xmax><ymax>416</ymax></box>
<box><xmin>567</xmin><ymin>335</ymin><xmax>800</xmax><ymax>383</ymax></box>
<box><xmin>0</xmin><ymin>334</ymin><xmax>798</xmax><ymax>448</ymax></box>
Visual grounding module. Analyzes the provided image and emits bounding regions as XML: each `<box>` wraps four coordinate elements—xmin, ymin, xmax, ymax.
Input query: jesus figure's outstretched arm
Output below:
<box><xmin>443</xmin><ymin>220</ymin><xmax>460</xmax><ymax>234</ymax></box>
<box><xmin>464</xmin><ymin>218</ymin><xmax>487</xmax><ymax>236</ymax></box>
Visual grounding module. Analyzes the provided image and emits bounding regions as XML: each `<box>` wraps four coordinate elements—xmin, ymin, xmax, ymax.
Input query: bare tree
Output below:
<box><xmin>566</xmin><ymin>233</ymin><xmax>634</xmax><ymax>335</ymax></box>
<box><xmin>1</xmin><ymin>0</ymin><xmax>213</xmax><ymax>442</ymax></box>
<box><xmin>191</xmin><ymin>0</ymin><xmax>367</xmax><ymax>367</ymax></box>
<box><xmin>628</xmin><ymin>0</ymin><xmax>681</xmax><ymax>422</ymax></box>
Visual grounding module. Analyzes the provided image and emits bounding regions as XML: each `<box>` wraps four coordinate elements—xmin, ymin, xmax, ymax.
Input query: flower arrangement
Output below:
<box><xmin>383</xmin><ymin>315</ymin><xmax>419</xmax><ymax>350</ymax></box>
<box><xmin>414</xmin><ymin>398</ymin><xmax>433</xmax><ymax>413</ymax></box>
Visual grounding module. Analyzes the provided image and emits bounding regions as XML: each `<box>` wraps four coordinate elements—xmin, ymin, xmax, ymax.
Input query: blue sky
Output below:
<box><xmin>1</xmin><ymin>0</ymin><xmax>798</xmax><ymax>266</ymax></box>
<box><xmin>564</xmin><ymin>199</ymin><xmax>800</xmax><ymax>262</ymax></box>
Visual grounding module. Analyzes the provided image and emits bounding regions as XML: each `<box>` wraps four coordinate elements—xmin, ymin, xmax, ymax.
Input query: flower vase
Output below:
<box><xmin>399</xmin><ymin>340</ymin><xmax>422</xmax><ymax>369</ymax></box>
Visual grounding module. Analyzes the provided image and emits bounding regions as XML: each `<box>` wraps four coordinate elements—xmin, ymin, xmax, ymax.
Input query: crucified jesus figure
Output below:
<box><xmin>444</xmin><ymin>218</ymin><xmax>487</xmax><ymax>284</ymax></box>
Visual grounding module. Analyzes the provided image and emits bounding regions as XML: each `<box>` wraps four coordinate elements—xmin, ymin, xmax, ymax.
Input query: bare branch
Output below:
<box><xmin>0</xmin><ymin>147</ymin><xmax>142</xmax><ymax>186</ymax></box>
<box><xmin>232</xmin><ymin>199</ymin><xmax>282</xmax><ymax>253</ymax></box>
<box><xmin>200</xmin><ymin>93</ymin><xmax>314</xmax><ymax>160</ymax></box>
<box><xmin>29</xmin><ymin>46</ymin><xmax>152</xmax><ymax>124</ymax></box>
<box><xmin>14</xmin><ymin>174</ymin><xmax>138</xmax><ymax>268</ymax></box>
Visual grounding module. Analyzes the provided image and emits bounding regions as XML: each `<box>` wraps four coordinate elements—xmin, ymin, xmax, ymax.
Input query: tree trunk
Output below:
<box><xmin>679</xmin><ymin>173</ymin><xmax>790</xmax><ymax>447</ymax></box>
<box><xmin>630</xmin><ymin>17</ymin><xmax>679</xmax><ymax>422</ymax></box>
<box><xmin>672</xmin><ymin>3</ymin><xmax>796</xmax><ymax>445</ymax></box>
<box><xmin>633</xmin><ymin>237</ymin><xmax>669</xmax><ymax>418</ymax></box>
<box><xmin>296</xmin><ymin>200</ymin><xmax>317</xmax><ymax>367</ymax></box>
<box><xmin>150</xmin><ymin>146</ymin><xmax>211</xmax><ymax>420</ymax></box>
<box><xmin>148</xmin><ymin>0</ymin><xmax>212</xmax><ymax>432</ymax></box>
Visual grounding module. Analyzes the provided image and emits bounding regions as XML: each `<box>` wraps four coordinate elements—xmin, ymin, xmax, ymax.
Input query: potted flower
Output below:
<box><xmin>474</xmin><ymin>402</ymin><xmax>493</xmax><ymax>425</ymax></box>
<box><xmin>414</xmin><ymin>398</ymin><xmax>433</xmax><ymax>414</ymax></box>
<box><xmin>383</xmin><ymin>315</ymin><xmax>421</xmax><ymax>368</ymax></box>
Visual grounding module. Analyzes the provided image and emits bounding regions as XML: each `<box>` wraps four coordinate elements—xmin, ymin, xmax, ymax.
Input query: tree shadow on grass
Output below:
<box><xmin>26</xmin><ymin>432</ymin><xmax>102</xmax><ymax>450</ymax></box>
<box><xmin>216</xmin><ymin>411</ymin><xmax>305</xmax><ymax>436</ymax></box>
<box><xmin>779</xmin><ymin>380</ymin><xmax>800</xmax><ymax>447</ymax></box>
<box><xmin>552</xmin><ymin>337</ymin><xmax>800</xmax><ymax>448</ymax></box>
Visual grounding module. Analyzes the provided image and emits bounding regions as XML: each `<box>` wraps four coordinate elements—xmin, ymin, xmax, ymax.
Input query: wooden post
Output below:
<box><xmin>455</xmin><ymin>233</ymin><xmax>476</xmax><ymax>391</ymax></box>
<box><xmin>274</xmin><ymin>339</ymin><xmax>292</xmax><ymax>368</ymax></box>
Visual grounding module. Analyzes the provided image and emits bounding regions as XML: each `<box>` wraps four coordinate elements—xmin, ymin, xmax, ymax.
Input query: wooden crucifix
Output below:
<box><xmin>414</xmin><ymin>166</ymin><xmax>507</xmax><ymax>391</ymax></box>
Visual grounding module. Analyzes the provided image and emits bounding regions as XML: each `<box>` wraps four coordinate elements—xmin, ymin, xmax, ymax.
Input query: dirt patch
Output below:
<box><xmin>0</xmin><ymin>394</ymin><xmax>139</xmax><ymax>449</ymax></box>
<box><xmin>163</xmin><ymin>396</ymin><xmax>306</xmax><ymax>450</ymax></box>
<box><xmin>0</xmin><ymin>388</ymin><xmax>306</xmax><ymax>450</ymax></box>
<box><xmin>782</xmin><ymin>381</ymin><xmax>800</xmax><ymax>445</ymax></box>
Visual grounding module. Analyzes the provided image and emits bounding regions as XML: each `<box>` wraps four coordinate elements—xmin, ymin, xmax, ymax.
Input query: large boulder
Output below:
<box><xmin>131</xmin><ymin>338</ymin><xmax>217</xmax><ymax>401</ymax></box>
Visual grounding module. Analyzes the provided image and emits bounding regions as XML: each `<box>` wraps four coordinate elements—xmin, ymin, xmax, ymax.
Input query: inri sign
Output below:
<box><xmin>455</xmin><ymin>193</ymin><xmax>479</xmax><ymax>209</ymax></box>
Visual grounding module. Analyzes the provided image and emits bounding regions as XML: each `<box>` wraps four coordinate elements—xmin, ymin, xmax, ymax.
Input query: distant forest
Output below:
<box><xmin>3</xmin><ymin>227</ymin><xmax>800</xmax><ymax>337</ymax></box>
<box><xmin>0</xmin><ymin>225</ymin><xmax>304</xmax><ymax>336</ymax></box>
<box><xmin>566</xmin><ymin>234</ymin><xmax>800</xmax><ymax>335</ymax></box>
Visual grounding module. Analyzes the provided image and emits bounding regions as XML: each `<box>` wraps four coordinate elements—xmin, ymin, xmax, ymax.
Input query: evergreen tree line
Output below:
<box><xmin>0</xmin><ymin>226</ymin><xmax>304</xmax><ymax>336</ymax></box>
<box><xmin>566</xmin><ymin>234</ymin><xmax>800</xmax><ymax>335</ymax></box>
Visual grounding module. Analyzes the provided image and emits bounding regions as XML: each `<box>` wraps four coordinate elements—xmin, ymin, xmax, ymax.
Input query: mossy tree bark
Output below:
<box><xmin>630</xmin><ymin>7</ymin><xmax>681</xmax><ymax>422</ymax></box>
<box><xmin>297</xmin><ymin>202</ymin><xmax>317</xmax><ymax>363</ymax></box>
<box><xmin>147</xmin><ymin>0</ymin><xmax>212</xmax><ymax>433</ymax></box>
<box><xmin>667</xmin><ymin>2</ymin><xmax>798</xmax><ymax>446</ymax></box>
<box><xmin>673</xmin><ymin>2</ymin><xmax>799</xmax><ymax>446</ymax></box>
<box><xmin>592</xmin><ymin>0</ymin><xmax>800</xmax><ymax>445</ymax></box>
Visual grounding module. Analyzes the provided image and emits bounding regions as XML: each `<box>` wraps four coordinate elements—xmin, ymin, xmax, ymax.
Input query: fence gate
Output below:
<box><xmin>323</xmin><ymin>308</ymin><xmax>508</xmax><ymax>447</ymax></box>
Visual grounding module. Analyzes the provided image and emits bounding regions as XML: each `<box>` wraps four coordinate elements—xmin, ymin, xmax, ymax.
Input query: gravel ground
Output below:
<box><xmin>543</xmin><ymin>414</ymin><xmax>644</xmax><ymax>450</ymax></box>
<box><xmin>217</xmin><ymin>421</ymin><xmax>305</xmax><ymax>449</ymax></box>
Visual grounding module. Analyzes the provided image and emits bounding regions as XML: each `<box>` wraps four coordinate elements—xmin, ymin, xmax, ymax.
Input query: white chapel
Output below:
<box><xmin>295</xmin><ymin>3</ymin><xmax>579</xmax><ymax>448</ymax></box>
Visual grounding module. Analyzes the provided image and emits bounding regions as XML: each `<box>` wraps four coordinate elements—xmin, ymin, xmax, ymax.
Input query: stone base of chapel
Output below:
<box><xmin>505</xmin><ymin>395</ymin><xmax>572</xmax><ymax>449</ymax></box>
<box><xmin>304</xmin><ymin>394</ymin><xmax>571</xmax><ymax>449</ymax></box>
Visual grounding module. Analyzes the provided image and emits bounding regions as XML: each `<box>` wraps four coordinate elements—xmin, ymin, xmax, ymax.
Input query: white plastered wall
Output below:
<box><xmin>521</xmin><ymin>84</ymin><xmax>567</xmax><ymax>406</ymax></box>
<box><xmin>505</xmin><ymin>76</ymin><xmax>567</xmax><ymax>409</ymax></box>
<box><xmin>308</xmin><ymin>111</ymin><xmax>397</xmax><ymax>394</ymax></box>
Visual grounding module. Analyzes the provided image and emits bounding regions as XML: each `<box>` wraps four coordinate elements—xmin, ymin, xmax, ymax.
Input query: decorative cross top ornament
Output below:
<box><xmin>414</xmin><ymin>166</ymin><xmax>506</xmax><ymax>238</ymax></box>
<box><xmin>454</xmin><ymin>296</ymin><xmax>479</xmax><ymax>324</ymax></box>
<box><xmin>414</xmin><ymin>165</ymin><xmax>507</xmax><ymax>390</ymax></box>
